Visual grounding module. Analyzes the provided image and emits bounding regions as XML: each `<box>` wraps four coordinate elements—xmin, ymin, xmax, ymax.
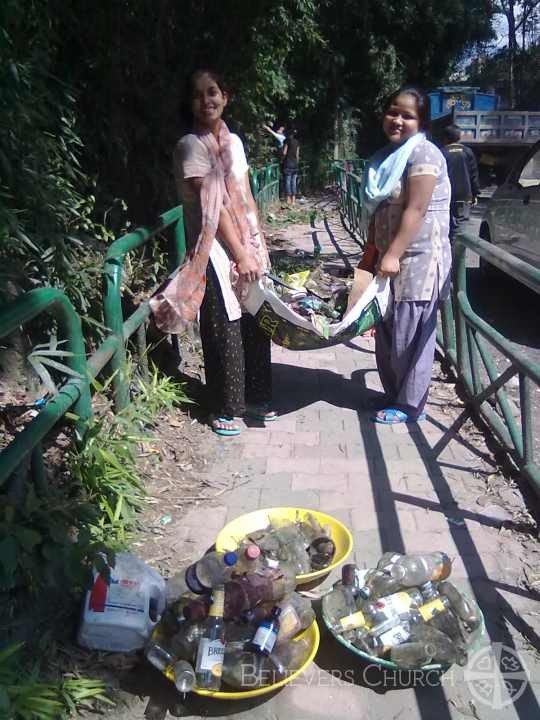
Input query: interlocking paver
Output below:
<box><xmin>170</xmin><ymin>204</ymin><xmax>539</xmax><ymax>720</ymax></box>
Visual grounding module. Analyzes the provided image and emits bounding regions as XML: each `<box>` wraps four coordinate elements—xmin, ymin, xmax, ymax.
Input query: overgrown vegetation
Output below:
<box><xmin>0</xmin><ymin>642</ymin><xmax>112</xmax><ymax>720</ymax></box>
<box><xmin>1</xmin><ymin>363</ymin><xmax>192</xmax><ymax>716</ymax></box>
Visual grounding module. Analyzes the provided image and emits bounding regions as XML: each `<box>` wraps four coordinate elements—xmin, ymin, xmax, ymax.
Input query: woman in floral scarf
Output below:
<box><xmin>151</xmin><ymin>69</ymin><xmax>275</xmax><ymax>436</ymax></box>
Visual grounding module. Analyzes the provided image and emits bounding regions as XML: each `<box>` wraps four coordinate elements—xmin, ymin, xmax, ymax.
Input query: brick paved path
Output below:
<box><xmin>116</xmin><ymin>202</ymin><xmax>540</xmax><ymax>720</ymax></box>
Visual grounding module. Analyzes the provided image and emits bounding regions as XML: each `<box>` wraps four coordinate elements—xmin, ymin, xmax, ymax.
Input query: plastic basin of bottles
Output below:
<box><xmin>321</xmin><ymin>594</ymin><xmax>486</xmax><ymax>672</ymax></box>
<box><xmin>215</xmin><ymin>507</ymin><xmax>353</xmax><ymax>584</ymax></box>
<box><xmin>191</xmin><ymin>620</ymin><xmax>320</xmax><ymax>700</ymax></box>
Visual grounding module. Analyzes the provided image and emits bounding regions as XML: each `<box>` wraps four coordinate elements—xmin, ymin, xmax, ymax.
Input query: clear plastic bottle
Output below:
<box><xmin>410</xmin><ymin>623</ymin><xmax>468</xmax><ymax>666</ymax></box>
<box><xmin>336</xmin><ymin>588</ymin><xmax>423</xmax><ymax>634</ymax></box>
<box><xmin>270</xmin><ymin>636</ymin><xmax>311</xmax><ymax>675</ymax></box>
<box><xmin>438</xmin><ymin>581</ymin><xmax>481</xmax><ymax>632</ymax></box>
<box><xmin>166</xmin><ymin>551</ymin><xmax>238</xmax><ymax>601</ymax></box>
<box><xmin>234</xmin><ymin>544</ymin><xmax>262</xmax><ymax>574</ymax></box>
<box><xmin>277</xmin><ymin>593</ymin><xmax>315</xmax><ymax>643</ymax></box>
<box><xmin>390</xmin><ymin>642</ymin><xmax>433</xmax><ymax>669</ymax></box>
<box><xmin>145</xmin><ymin>627</ymin><xmax>197</xmax><ymax>692</ymax></box>
<box><xmin>222</xmin><ymin>646</ymin><xmax>274</xmax><ymax>689</ymax></box>
<box><xmin>359</xmin><ymin>553</ymin><xmax>452</xmax><ymax>599</ymax></box>
<box><xmin>170</xmin><ymin>620</ymin><xmax>206</xmax><ymax>663</ymax></box>
<box><xmin>194</xmin><ymin>587</ymin><xmax>226</xmax><ymax>691</ymax></box>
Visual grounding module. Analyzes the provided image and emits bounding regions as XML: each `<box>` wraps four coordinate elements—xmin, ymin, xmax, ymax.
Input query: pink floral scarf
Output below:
<box><xmin>150</xmin><ymin>120</ymin><xmax>269</xmax><ymax>334</ymax></box>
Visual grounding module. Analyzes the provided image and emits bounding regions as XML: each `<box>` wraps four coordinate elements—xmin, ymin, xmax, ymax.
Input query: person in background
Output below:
<box><xmin>362</xmin><ymin>86</ymin><xmax>451</xmax><ymax>424</ymax></box>
<box><xmin>262</xmin><ymin>122</ymin><xmax>286</xmax><ymax>149</ymax></box>
<box><xmin>441</xmin><ymin>124</ymin><xmax>480</xmax><ymax>241</ymax></box>
<box><xmin>152</xmin><ymin>69</ymin><xmax>276</xmax><ymax>436</ymax></box>
<box><xmin>283</xmin><ymin>129</ymin><xmax>300</xmax><ymax>206</ymax></box>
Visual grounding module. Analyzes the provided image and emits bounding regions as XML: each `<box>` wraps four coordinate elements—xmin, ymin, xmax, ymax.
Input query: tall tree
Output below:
<box><xmin>493</xmin><ymin>0</ymin><xmax>540</xmax><ymax>106</ymax></box>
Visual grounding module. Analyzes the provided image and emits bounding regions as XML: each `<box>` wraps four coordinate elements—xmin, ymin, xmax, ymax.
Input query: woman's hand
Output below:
<box><xmin>378</xmin><ymin>252</ymin><xmax>400</xmax><ymax>278</ymax></box>
<box><xmin>236</xmin><ymin>253</ymin><xmax>261</xmax><ymax>284</ymax></box>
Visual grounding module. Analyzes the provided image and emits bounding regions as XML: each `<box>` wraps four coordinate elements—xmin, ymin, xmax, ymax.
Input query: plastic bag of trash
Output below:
<box><xmin>244</xmin><ymin>275</ymin><xmax>390</xmax><ymax>350</ymax></box>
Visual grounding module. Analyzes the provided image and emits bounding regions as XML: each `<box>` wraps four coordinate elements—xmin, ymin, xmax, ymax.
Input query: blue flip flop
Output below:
<box><xmin>210</xmin><ymin>416</ymin><xmax>241</xmax><ymax>436</ymax></box>
<box><xmin>245</xmin><ymin>405</ymin><xmax>278</xmax><ymax>422</ymax></box>
<box><xmin>372</xmin><ymin>408</ymin><xmax>426</xmax><ymax>424</ymax></box>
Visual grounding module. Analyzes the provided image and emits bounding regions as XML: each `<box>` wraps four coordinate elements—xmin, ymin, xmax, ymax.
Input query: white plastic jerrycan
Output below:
<box><xmin>77</xmin><ymin>552</ymin><xmax>166</xmax><ymax>652</ymax></box>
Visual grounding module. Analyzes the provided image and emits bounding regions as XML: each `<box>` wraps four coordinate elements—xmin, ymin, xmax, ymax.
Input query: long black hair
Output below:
<box><xmin>383</xmin><ymin>85</ymin><xmax>431</xmax><ymax>132</ymax></box>
<box><xmin>179</xmin><ymin>68</ymin><xmax>229</xmax><ymax>134</ymax></box>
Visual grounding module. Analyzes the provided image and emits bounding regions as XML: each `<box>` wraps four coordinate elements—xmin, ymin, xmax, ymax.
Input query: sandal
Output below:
<box><xmin>210</xmin><ymin>416</ymin><xmax>241</xmax><ymax>436</ymax></box>
<box><xmin>372</xmin><ymin>408</ymin><xmax>426</xmax><ymax>425</ymax></box>
<box><xmin>245</xmin><ymin>404</ymin><xmax>278</xmax><ymax>423</ymax></box>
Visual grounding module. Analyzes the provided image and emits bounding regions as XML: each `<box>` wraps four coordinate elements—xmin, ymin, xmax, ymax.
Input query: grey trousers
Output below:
<box><xmin>375</xmin><ymin>280</ymin><xmax>440</xmax><ymax>418</ymax></box>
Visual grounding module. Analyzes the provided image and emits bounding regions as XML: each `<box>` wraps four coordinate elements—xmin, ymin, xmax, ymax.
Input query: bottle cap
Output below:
<box><xmin>271</xmin><ymin>606</ymin><xmax>282</xmax><ymax>619</ymax></box>
<box><xmin>245</xmin><ymin>544</ymin><xmax>261</xmax><ymax>560</ymax></box>
<box><xmin>224</xmin><ymin>551</ymin><xmax>238</xmax><ymax>567</ymax></box>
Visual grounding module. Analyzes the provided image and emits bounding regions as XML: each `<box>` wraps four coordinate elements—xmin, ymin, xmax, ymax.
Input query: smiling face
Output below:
<box><xmin>383</xmin><ymin>93</ymin><xmax>420</xmax><ymax>144</ymax></box>
<box><xmin>190</xmin><ymin>72</ymin><xmax>228</xmax><ymax>130</ymax></box>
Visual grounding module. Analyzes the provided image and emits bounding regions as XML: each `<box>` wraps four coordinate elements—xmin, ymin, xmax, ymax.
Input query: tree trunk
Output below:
<box><xmin>508</xmin><ymin>0</ymin><xmax>517</xmax><ymax>108</ymax></box>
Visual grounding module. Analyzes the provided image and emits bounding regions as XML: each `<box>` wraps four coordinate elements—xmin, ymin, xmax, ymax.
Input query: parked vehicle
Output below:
<box><xmin>480</xmin><ymin>140</ymin><xmax>540</xmax><ymax>270</ymax></box>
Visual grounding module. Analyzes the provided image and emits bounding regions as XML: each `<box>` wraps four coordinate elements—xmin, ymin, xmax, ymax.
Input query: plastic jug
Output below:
<box><xmin>77</xmin><ymin>553</ymin><xmax>166</xmax><ymax>652</ymax></box>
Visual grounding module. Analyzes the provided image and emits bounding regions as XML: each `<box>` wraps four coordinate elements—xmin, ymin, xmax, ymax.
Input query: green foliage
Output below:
<box><xmin>0</xmin><ymin>482</ymin><xmax>106</xmax><ymax>594</ymax></box>
<box><xmin>68</xmin><ymin>364</ymin><xmax>193</xmax><ymax>545</ymax></box>
<box><xmin>0</xmin><ymin>642</ymin><xmax>112</xmax><ymax>720</ymax></box>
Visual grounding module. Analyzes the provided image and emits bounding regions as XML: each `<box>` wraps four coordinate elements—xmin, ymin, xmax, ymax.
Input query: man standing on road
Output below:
<box><xmin>442</xmin><ymin>124</ymin><xmax>480</xmax><ymax>241</ymax></box>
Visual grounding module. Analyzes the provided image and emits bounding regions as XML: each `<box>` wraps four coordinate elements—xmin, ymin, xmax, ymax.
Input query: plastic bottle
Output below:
<box><xmin>224</xmin><ymin>570</ymin><xmax>295</xmax><ymax>620</ymax></box>
<box><xmin>221</xmin><ymin>646</ymin><xmax>274</xmax><ymax>689</ymax></box>
<box><xmin>170</xmin><ymin>620</ymin><xmax>206</xmax><ymax>663</ymax></box>
<box><xmin>410</xmin><ymin>623</ymin><xmax>468</xmax><ymax>666</ymax></box>
<box><xmin>262</xmin><ymin>550</ymin><xmax>297</xmax><ymax>582</ymax></box>
<box><xmin>145</xmin><ymin>627</ymin><xmax>197</xmax><ymax>692</ymax></box>
<box><xmin>277</xmin><ymin>593</ymin><xmax>315</xmax><ymax>643</ymax></box>
<box><xmin>390</xmin><ymin>642</ymin><xmax>434</xmax><ymax>669</ymax></box>
<box><xmin>336</xmin><ymin>588</ymin><xmax>423</xmax><ymax>634</ymax></box>
<box><xmin>412</xmin><ymin>595</ymin><xmax>467</xmax><ymax>643</ymax></box>
<box><xmin>164</xmin><ymin>660</ymin><xmax>196</xmax><ymax>694</ymax></box>
<box><xmin>234</xmin><ymin>544</ymin><xmax>262</xmax><ymax>574</ymax></box>
<box><xmin>438</xmin><ymin>581</ymin><xmax>481</xmax><ymax>632</ymax></box>
<box><xmin>194</xmin><ymin>587</ymin><xmax>226</xmax><ymax>691</ymax></box>
<box><xmin>359</xmin><ymin>552</ymin><xmax>452</xmax><ymax>599</ymax></box>
<box><xmin>270</xmin><ymin>637</ymin><xmax>311</xmax><ymax>675</ymax></box>
<box><xmin>166</xmin><ymin>551</ymin><xmax>238</xmax><ymax>601</ymax></box>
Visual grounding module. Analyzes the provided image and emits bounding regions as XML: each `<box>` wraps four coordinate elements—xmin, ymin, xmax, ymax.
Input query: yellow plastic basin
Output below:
<box><xmin>215</xmin><ymin>507</ymin><xmax>353</xmax><ymax>584</ymax></box>
<box><xmin>192</xmin><ymin>620</ymin><xmax>320</xmax><ymax>700</ymax></box>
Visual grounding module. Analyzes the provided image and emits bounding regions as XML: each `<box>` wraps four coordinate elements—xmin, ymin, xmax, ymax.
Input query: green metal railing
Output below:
<box><xmin>438</xmin><ymin>234</ymin><xmax>540</xmax><ymax>495</ymax></box>
<box><xmin>0</xmin><ymin>161</ymin><xmax>281</xmax><ymax>491</ymax></box>
<box><xmin>104</xmin><ymin>205</ymin><xmax>186</xmax><ymax>410</ymax></box>
<box><xmin>335</xmin><ymin>161</ymin><xmax>540</xmax><ymax>497</ymax></box>
<box><xmin>334</xmin><ymin>163</ymin><xmax>364</xmax><ymax>237</ymax></box>
<box><xmin>251</xmin><ymin>163</ymin><xmax>280</xmax><ymax>212</ymax></box>
<box><xmin>0</xmin><ymin>289</ymin><xmax>91</xmax><ymax>490</ymax></box>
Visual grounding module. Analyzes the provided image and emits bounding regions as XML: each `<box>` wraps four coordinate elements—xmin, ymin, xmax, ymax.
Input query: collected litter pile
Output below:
<box><xmin>147</xmin><ymin>548</ymin><xmax>315</xmax><ymax>692</ymax></box>
<box><xmin>244</xmin><ymin>262</ymin><xmax>390</xmax><ymax>350</ymax></box>
<box><xmin>233</xmin><ymin>510</ymin><xmax>337</xmax><ymax>574</ymax></box>
<box><xmin>322</xmin><ymin>552</ymin><xmax>483</xmax><ymax>669</ymax></box>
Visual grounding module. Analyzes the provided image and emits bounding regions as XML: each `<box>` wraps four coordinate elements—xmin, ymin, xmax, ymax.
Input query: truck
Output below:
<box><xmin>429</xmin><ymin>86</ymin><xmax>540</xmax><ymax>185</ymax></box>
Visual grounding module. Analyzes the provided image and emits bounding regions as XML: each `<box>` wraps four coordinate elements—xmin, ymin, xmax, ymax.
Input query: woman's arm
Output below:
<box><xmin>187</xmin><ymin>178</ymin><xmax>261</xmax><ymax>283</ymax></box>
<box><xmin>282</xmin><ymin>143</ymin><xmax>288</xmax><ymax>158</ymax></box>
<box><xmin>378</xmin><ymin>174</ymin><xmax>437</xmax><ymax>278</ymax></box>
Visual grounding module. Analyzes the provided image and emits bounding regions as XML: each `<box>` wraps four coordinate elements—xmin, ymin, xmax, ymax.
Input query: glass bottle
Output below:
<box><xmin>194</xmin><ymin>588</ymin><xmax>226</xmax><ymax>691</ymax></box>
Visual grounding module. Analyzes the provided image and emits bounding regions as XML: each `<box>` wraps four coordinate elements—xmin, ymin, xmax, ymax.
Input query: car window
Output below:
<box><xmin>518</xmin><ymin>148</ymin><xmax>540</xmax><ymax>188</ymax></box>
